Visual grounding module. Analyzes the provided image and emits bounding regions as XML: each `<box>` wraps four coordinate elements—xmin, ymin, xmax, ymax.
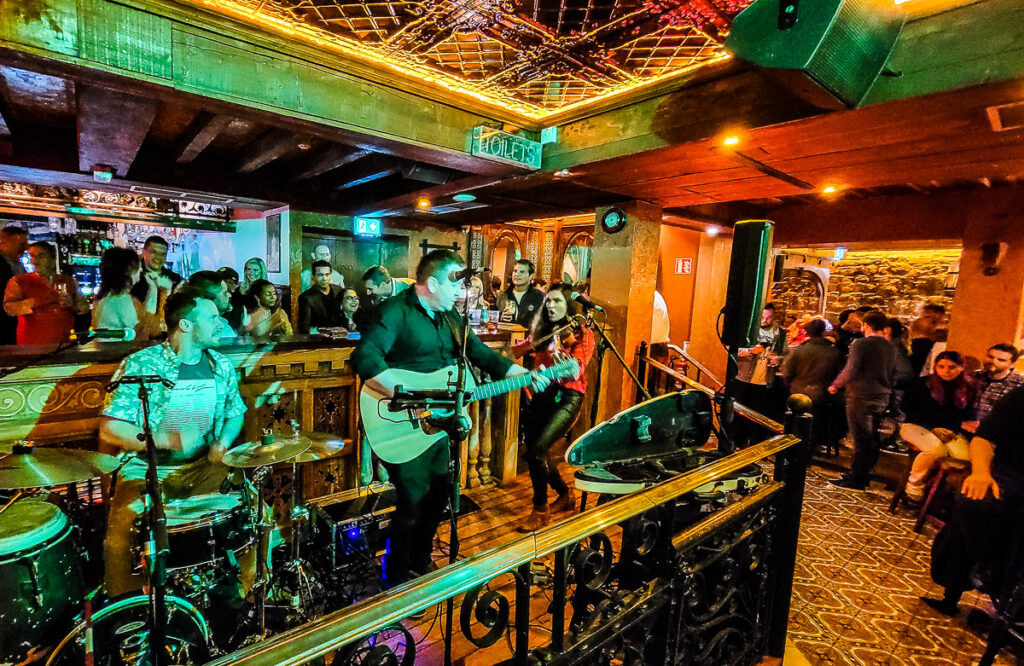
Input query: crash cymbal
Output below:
<box><xmin>0</xmin><ymin>448</ymin><xmax>120</xmax><ymax>489</ymax></box>
<box><xmin>290</xmin><ymin>432</ymin><xmax>346</xmax><ymax>463</ymax></box>
<box><xmin>223</xmin><ymin>436</ymin><xmax>310</xmax><ymax>468</ymax></box>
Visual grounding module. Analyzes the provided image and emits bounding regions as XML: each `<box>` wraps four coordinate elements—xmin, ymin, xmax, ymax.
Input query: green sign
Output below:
<box><xmin>471</xmin><ymin>127</ymin><xmax>542</xmax><ymax>170</ymax></box>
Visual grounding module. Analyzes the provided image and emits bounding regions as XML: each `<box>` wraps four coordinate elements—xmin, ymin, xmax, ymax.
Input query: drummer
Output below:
<box><xmin>901</xmin><ymin>351</ymin><xmax>977</xmax><ymax>501</ymax></box>
<box><xmin>100</xmin><ymin>288</ymin><xmax>249</xmax><ymax>597</ymax></box>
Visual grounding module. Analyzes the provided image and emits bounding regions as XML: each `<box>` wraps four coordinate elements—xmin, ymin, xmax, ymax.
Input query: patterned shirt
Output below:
<box><xmin>973</xmin><ymin>370</ymin><xmax>1024</xmax><ymax>424</ymax></box>
<box><xmin>104</xmin><ymin>342</ymin><xmax>246</xmax><ymax>456</ymax></box>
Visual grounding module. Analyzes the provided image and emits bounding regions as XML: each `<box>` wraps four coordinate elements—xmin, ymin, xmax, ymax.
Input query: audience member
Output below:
<box><xmin>925</xmin><ymin>385</ymin><xmax>1024</xmax><ymax>616</ymax></box>
<box><xmin>93</xmin><ymin>247</ymin><xmax>158</xmax><ymax>342</ymax></box>
<box><xmin>733</xmin><ymin>303</ymin><xmax>787</xmax><ymax>447</ymax></box>
<box><xmin>833</xmin><ymin>309</ymin><xmax>864</xmax><ymax>360</ymax></box>
<box><xmin>362</xmin><ymin>265</ymin><xmax>413</xmax><ymax>306</ymax></box>
<box><xmin>780</xmin><ymin>318</ymin><xmax>841</xmax><ymax>454</ymax></box>
<box><xmin>901</xmin><ymin>351</ymin><xmax>976</xmax><ymax>500</ymax></box>
<box><xmin>131</xmin><ymin>236</ymin><xmax>181</xmax><ymax>323</ymax></box>
<box><xmin>0</xmin><ymin>225</ymin><xmax>29</xmax><ymax>344</ymax></box>
<box><xmin>218</xmin><ymin>266</ymin><xmax>251</xmax><ymax>332</ymax></box>
<box><xmin>245</xmin><ymin>279</ymin><xmax>292</xmax><ymax>337</ymax></box>
<box><xmin>909</xmin><ymin>302</ymin><xmax>946</xmax><ymax>376</ymax></box>
<box><xmin>920</xmin><ymin>328</ymin><xmax>949</xmax><ymax>376</ymax></box>
<box><xmin>828</xmin><ymin>311</ymin><xmax>897</xmax><ymax>490</ymax></box>
<box><xmin>187</xmin><ymin>270</ymin><xmax>235</xmax><ymax>338</ymax></box>
<box><xmin>340</xmin><ymin>288</ymin><xmax>363</xmax><ymax>332</ymax></box>
<box><xmin>965</xmin><ymin>344</ymin><xmax>1023</xmax><ymax>434</ymax></box>
<box><xmin>298</xmin><ymin>260</ymin><xmax>343</xmax><ymax>334</ymax></box>
<box><xmin>495</xmin><ymin>259</ymin><xmax>544</xmax><ymax>328</ymax></box>
<box><xmin>3</xmin><ymin>241</ymin><xmax>88</xmax><ymax>344</ymax></box>
<box><xmin>240</xmin><ymin>257</ymin><xmax>269</xmax><ymax>296</ymax></box>
<box><xmin>300</xmin><ymin>244</ymin><xmax>344</xmax><ymax>292</ymax></box>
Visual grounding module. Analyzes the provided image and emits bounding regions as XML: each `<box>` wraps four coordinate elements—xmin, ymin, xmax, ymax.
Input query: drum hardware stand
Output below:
<box><xmin>264</xmin><ymin>461</ymin><xmax>320</xmax><ymax>622</ymax></box>
<box><xmin>584</xmin><ymin>308</ymin><xmax>651</xmax><ymax>429</ymax></box>
<box><xmin>106</xmin><ymin>374</ymin><xmax>175</xmax><ymax>666</ymax></box>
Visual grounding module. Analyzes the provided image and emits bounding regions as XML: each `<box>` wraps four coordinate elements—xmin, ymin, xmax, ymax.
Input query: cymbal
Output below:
<box><xmin>290</xmin><ymin>432</ymin><xmax>346</xmax><ymax>463</ymax></box>
<box><xmin>0</xmin><ymin>448</ymin><xmax>121</xmax><ymax>489</ymax></box>
<box><xmin>223</xmin><ymin>436</ymin><xmax>311</xmax><ymax>468</ymax></box>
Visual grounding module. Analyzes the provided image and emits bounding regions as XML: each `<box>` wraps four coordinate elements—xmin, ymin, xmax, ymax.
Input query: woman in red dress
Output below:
<box><xmin>3</xmin><ymin>241</ymin><xmax>88</xmax><ymax>345</ymax></box>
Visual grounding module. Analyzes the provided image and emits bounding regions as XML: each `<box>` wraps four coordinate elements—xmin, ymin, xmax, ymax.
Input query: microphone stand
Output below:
<box><xmin>108</xmin><ymin>374</ymin><xmax>173</xmax><ymax>666</ymax></box>
<box><xmin>584</xmin><ymin>308</ymin><xmax>651</xmax><ymax>428</ymax></box>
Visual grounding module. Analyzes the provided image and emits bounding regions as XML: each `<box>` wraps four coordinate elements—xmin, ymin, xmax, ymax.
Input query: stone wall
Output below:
<box><xmin>824</xmin><ymin>249</ymin><xmax>960</xmax><ymax>320</ymax></box>
<box><xmin>770</xmin><ymin>269</ymin><xmax>825</xmax><ymax>317</ymax></box>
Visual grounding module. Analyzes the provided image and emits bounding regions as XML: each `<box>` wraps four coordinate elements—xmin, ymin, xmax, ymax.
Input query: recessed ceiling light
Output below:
<box><xmin>554</xmin><ymin>168</ymin><xmax>572</xmax><ymax>177</ymax></box>
<box><xmin>723</xmin><ymin>136</ymin><xmax>740</xmax><ymax>146</ymax></box>
<box><xmin>707</xmin><ymin>226</ymin><xmax>720</xmax><ymax>237</ymax></box>
<box><xmin>297</xmin><ymin>142</ymin><xmax>312</xmax><ymax>151</ymax></box>
<box><xmin>453</xmin><ymin>193</ymin><xmax>476</xmax><ymax>202</ymax></box>
<box><xmin>822</xmin><ymin>186</ymin><xmax>838</xmax><ymax>194</ymax></box>
<box><xmin>416</xmin><ymin>197</ymin><xmax>431</xmax><ymax>209</ymax></box>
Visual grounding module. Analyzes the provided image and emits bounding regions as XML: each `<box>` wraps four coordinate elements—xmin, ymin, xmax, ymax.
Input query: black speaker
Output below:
<box><xmin>725</xmin><ymin>0</ymin><xmax>904</xmax><ymax>108</ymax></box>
<box><xmin>722</xmin><ymin>220</ymin><xmax>774</xmax><ymax>349</ymax></box>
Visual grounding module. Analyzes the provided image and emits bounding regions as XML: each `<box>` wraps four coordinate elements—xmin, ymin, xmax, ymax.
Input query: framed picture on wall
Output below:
<box><xmin>266</xmin><ymin>213</ymin><xmax>281</xmax><ymax>272</ymax></box>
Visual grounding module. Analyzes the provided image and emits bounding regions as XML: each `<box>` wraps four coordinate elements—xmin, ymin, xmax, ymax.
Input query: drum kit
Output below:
<box><xmin>0</xmin><ymin>430</ymin><xmax>347</xmax><ymax>665</ymax></box>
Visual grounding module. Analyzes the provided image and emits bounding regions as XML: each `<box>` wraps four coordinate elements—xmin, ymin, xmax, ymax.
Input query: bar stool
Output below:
<box><xmin>890</xmin><ymin>457</ymin><xmax>970</xmax><ymax>533</ymax></box>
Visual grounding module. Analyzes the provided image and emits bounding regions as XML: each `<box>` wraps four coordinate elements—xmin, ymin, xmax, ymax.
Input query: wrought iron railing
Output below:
<box><xmin>207</xmin><ymin>395</ymin><xmax>813</xmax><ymax>666</ymax></box>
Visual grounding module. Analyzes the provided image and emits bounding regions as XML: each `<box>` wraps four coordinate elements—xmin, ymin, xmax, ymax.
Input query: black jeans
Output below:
<box><xmin>524</xmin><ymin>387</ymin><xmax>583</xmax><ymax>507</ymax></box>
<box><xmin>381</xmin><ymin>438</ymin><xmax>450</xmax><ymax>584</ymax></box>
<box><xmin>846</xmin><ymin>395</ymin><xmax>889</xmax><ymax>486</ymax></box>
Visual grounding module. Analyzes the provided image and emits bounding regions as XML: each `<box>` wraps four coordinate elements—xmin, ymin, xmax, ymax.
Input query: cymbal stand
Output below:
<box><xmin>251</xmin><ymin>464</ymin><xmax>273</xmax><ymax>637</ymax></box>
<box><xmin>265</xmin><ymin>461</ymin><xmax>319</xmax><ymax>622</ymax></box>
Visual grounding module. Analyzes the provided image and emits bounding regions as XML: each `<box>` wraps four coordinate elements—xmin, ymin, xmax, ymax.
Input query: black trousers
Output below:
<box><xmin>524</xmin><ymin>387</ymin><xmax>582</xmax><ymax>507</ymax></box>
<box><xmin>846</xmin><ymin>396</ymin><xmax>889</xmax><ymax>486</ymax></box>
<box><xmin>931</xmin><ymin>492</ymin><xmax>1024</xmax><ymax>601</ymax></box>
<box><xmin>381</xmin><ymin>438</ymin><xmax>450</xmax><ymax>584</ymax></box>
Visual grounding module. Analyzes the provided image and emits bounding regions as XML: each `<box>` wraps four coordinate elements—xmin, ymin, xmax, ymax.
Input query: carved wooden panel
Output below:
<box><xmin>251</xmin><ymin>389</ymin><xmax>300</xmax><ymax>433</ymax></box>
<box><xmin>312</xmin><ymin>386</ymin><xmax>354</xmax><ymax>438</ymax></box>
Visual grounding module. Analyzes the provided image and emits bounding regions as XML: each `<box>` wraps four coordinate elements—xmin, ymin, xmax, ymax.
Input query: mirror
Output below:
<box><xmin>561</xmin><ymin>231</ymin><xmax>593</xmax><ymax>290</ymax></box>
<box><xmin>488</xmin><ymin>232</ymin><xmax>522</xmax><ymax>291</ymax></box>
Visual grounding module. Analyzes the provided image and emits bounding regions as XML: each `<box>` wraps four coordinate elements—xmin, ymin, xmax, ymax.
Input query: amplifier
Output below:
<box><xmin>308</xmin><ymin>483</ymin><xmax>396</xmax><ymax>570</ymax></box>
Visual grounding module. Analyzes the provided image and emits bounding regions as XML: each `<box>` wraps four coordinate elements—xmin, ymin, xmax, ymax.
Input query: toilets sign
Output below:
<box><xmin>471</xmin><ymin>126</ymin><xmax>542</xmax><ymax>170</ymax></box>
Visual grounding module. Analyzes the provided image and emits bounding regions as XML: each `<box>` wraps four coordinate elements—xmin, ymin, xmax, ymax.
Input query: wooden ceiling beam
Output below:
<box><xmin>176</xmin><ymin>112</ymin><xmax>233</xmax><ymax>164</ymax></box>
<box><xmin>292</xmin><ymin>145</ymin><xmax>371</xmax><ymax>181</ymax></box>
<box><xmin>76</xmin><ymin>85</ymin><xmax>157</xmax><ymax>176</ymax></box>
<box><xmin>236</xmin><ymin>128</ymin><xmax>305</xmax><ymax>174</ymax></box>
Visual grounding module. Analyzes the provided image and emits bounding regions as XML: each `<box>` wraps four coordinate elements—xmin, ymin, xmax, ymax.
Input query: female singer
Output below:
<box><xmin>516</xmin><ymin>282</ymin><xmax>595</xmax><ymax>531</ymax></box>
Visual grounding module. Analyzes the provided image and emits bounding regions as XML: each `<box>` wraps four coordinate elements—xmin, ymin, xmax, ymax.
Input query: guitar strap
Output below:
<box><xmin>441</xmin><ymin>310</ymin><xmax>483</xmax><ymax>385</ymax></box>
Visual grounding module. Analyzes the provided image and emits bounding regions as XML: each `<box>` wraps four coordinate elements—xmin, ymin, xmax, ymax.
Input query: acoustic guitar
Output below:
<box><xmin>360</xmin><ymin>358</ymin><xmax>579</xmax><ymax>464</ymax></box>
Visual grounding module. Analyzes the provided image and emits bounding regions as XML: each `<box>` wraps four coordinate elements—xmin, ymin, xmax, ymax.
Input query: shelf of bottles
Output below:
<box><xmin>56</xmin><ymin>219</ymin><xmax>115</xmax><ymax>298</ymax></box>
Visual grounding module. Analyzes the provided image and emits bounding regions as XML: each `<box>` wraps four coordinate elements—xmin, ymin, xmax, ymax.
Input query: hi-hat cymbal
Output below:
<box><xmin>0</xmin><ymin>448</ymin><xmax>121</xmax><ymax>489</ymax></box>
<box><xmin>290</xmin><ymin>432</ymin><xmax>346</xmax><ymax>463</ymax></box>
<box><xmin>223</xmin><ymin>436</ymin><xmax>311</xmax><ymax>468</ymax></box>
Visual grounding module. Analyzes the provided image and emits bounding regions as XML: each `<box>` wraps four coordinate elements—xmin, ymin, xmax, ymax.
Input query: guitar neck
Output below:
<box><xmin>469</xmin><ymin>373</ymin><xmax>534</xmax><ymax>403</ymax></box>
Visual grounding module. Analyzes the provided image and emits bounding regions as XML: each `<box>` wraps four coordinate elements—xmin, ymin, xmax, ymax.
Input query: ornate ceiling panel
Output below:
<box><xmin>186</xmin><ymin>0</ymin><xmax>751</xmax><ymax>119</ymax></box>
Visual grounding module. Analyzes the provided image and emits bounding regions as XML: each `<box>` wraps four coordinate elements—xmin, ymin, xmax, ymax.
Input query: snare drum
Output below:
<box><xmin>46</xmin><ymin>594</ymin><xmax>210</xmax><ymax>666</ymax></box>
<box><xmin>158</xmin><ymin>493</ymin><xmax>254</xmax><ymax>571</ymax></box>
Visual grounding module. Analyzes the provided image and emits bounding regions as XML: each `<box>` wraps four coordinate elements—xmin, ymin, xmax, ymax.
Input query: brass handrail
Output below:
<box><xmin>208</xmin><ymin>433</ymin><xmax>800</xmax><ymax>665</ymax></box>
<box><xmin>640</xmin><ymin>355</ymin><xmax>784</xmax><ymax>434</ymax></box>
<box><xmin>668</xmin><ymin>343</ymin><xmax>724</xmax><ymax>388</ymax></box>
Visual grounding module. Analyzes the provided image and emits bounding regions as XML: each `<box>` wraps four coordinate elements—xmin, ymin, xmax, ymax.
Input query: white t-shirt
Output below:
<box><xmin>160</xmin><ymin>359</ymin><xmax>218</xmax><ymax>461</ymax></box>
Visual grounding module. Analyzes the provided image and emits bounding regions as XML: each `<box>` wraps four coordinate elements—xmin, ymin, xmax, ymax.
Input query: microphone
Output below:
<box><xmin>572</xmin><ymin>293</ymin><xmax>604</xmax><ymax>312</ymax></box>
<box><xmin>75</xmin><ymin>328</ymin><xmax>135</xmax><ymax>341</ymax></box>
<box><xmin>449</xmin><ymin>267</ymin><xmax>485</xmax><ymax>282</ymax></box>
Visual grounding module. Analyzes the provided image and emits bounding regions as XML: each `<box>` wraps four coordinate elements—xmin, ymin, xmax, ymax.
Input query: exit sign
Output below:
<box><xmin>471</xmin><ymin>126</ymin><xmax>542</xmax><ymax>170</ymax></box>
<box><xmin>674</xmin><ymin>257</ymin><xmax>693</xmax><ymax>275</ymax></box>
<box><xmin>353</xmin><ymin>217</ymin><xmax>383</xmax><ymax>237</ymax></box>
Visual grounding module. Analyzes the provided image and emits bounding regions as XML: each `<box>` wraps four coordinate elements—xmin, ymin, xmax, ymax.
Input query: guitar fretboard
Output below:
<box><xmin>468</xmin><ymin>360</ymin><xmax>576</xmax><ymax>403</ymax></box>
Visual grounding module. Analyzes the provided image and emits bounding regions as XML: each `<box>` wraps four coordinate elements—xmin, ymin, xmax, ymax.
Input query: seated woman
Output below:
<box><xmin>244</xmin><ymin>279</ymin><xmax>292</xmax><ymax>338</ymax></box>
<box><xmin>901</xmin><ymin>350</ymin><xmax>977</xmax><ymax>501</ymax></box>
<box><xmin>516</xmin><ymin>282</ymin><xmax>595</xmax><ymax>531</ymax></box>
<box><xmin>92</xmin><ymin>247</ymin><xmax>160</xmax><ymax>342</ymax></box>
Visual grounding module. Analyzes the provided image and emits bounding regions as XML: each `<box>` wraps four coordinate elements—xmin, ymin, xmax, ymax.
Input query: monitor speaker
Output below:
<box><xmin>725</xmin><ymin>0</ymin><xmax>904</xmax><ymax>108</ymax></box>
<box><xmin>722</xmin><ymin>220</ymin><xmax>774</xmax><ymax>349</ymax></box>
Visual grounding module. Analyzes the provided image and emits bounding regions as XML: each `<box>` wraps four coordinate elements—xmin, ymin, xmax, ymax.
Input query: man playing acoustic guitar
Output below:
<box><xmin>353</xmin><ymin>249</ymin><xmax>551</xmax><ymax>588</ymax></box>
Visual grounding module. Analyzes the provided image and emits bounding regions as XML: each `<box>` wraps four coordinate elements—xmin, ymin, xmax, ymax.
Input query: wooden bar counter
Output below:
<box><xmin>0</xmin><ymin>330</ymin><xmax>523</xmax><ymax>504</ymax></box>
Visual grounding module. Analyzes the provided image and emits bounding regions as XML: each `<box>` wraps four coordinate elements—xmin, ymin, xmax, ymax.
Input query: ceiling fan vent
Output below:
<box><xmin>987</xmin><ymin>101</ymin><xmax>1024</xmax><ymax>132</ymax></box>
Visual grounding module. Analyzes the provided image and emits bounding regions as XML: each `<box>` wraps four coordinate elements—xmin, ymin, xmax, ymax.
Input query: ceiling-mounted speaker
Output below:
<box><xmin>725</xmin><ymin>0</ymin><xmax>904</xmax><ymax>109</ymax></box>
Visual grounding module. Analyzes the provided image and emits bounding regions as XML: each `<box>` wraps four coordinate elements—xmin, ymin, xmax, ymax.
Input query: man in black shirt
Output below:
<box><xmin>924</xmin><ymin>386</ymin><xmax>1024</xmax><ymax>616</ymax></box>
<box><xmin>827</xmin><ymin>311</ymin><xmax>897</xmax><ymax>490</ymax></box>
<box><xmin>0</xmin><ymin>225</ymin><xmax>28</xmax><ymax>345</ymax></box>
<box><xmin>297</xmin><ymin>260</ymin><xmax>343</xmax><ymax>334</ymax></box>
<box><xmin>495</xmin><ymin>259</ymin><xmax>544</xmax><ymax>328</ymax></box>
<box><xmin>353</xmin><ymin>250</ymin><xmax>545</xmax><ymax>587</ymax></box>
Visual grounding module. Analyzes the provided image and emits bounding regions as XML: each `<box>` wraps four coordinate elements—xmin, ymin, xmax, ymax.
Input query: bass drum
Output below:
<box><xmin>0</xmin><ymin>499</ymin><xmax>83</xmax><ymax>659</ymax></box>
<box><xmin>46</xmin><ymin>594</ymin><xmax>211</xmax><ymax>666</ymax></box>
